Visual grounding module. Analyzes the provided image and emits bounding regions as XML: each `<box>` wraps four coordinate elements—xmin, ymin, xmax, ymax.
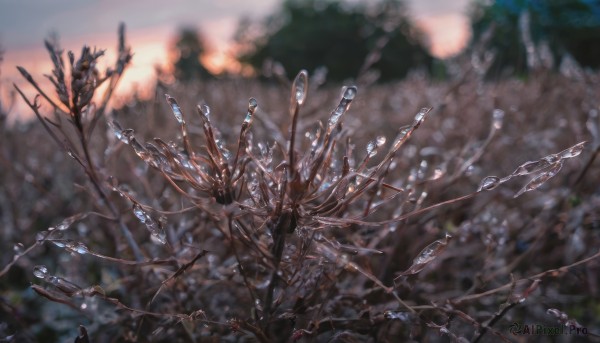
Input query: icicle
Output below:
<box><xmin>66</xmin><ymin>242</ymin><xmax>89</xmax><ymax>255</ymax></box>
<box><xmin>121</xmin><ymin>128</ymin><xmax>135</xmax><ymax>144</ymax></box>
<box><xmin>417</xmin><ymin>160</ymin><xmax>428</xmax><ymax>180</ymax></box>
<box><xmin>54</xmin><ymin>220</ymin><xmax>70</xmax><ymax>231</ymax></box>
<box><xmin>245</xmin><ymin>98</ymin><xmax>258</xmax><ymax>124</ymax></box>
<box><xmin>247</xmin><ymin>174</ymin><xmax>261</xmax><ymax>201</ymax></box>
<box><xmin>146</xmin><ymin>216</ymin><xmax>167</xmax><ymax>245</ymax></box>
<box><xmin>395</xmin><ymin>234</ymin><xmax>451</xmax><ymax>278</ymax></box>
<box><xmin>413</xmin><ymin>234</ymin><xmax>451</xmax><ymax>265</ymax></box>
<box><xmin>133</xmin><ymin>204</ymin><xmax>146</xmax><ymax>223</ymax></box>
<box><xmin>413</xmin><ymin>107</ymin><xmax>431</xmax><ymax>126</ymax></box>
<box><xmin>258</xmin><ymin>142</ymin><xmax>274</xmax><ymax>168</ymax></box>
<box><xmin>33</xmin><ymin>265</ymin><xmax>48</xmax><ymax>279</ymax></box>
<box><xmin>144</xmin><ymin>142</ymin><xmax>169</xmax><ymax>170</ymax></box>
<box><xmin>327</xmin><ymin>86</ymin><xmax>357</xmax><ymax>129</ymax></box>
<box><xmin>198</xmin><ymin>104</ymin><xmax>211</xmax><ymax>126</ymax></box>
<box><xmin>390</xmin><ymin>126</ymin><xmax>411</xmax><ymax>153</ymax></box>
<box><xmin>492</xmin><ymin>109</ymin><xmax>505</xmax><ymax>130</ymax></box>
<box><xmin>132</xmin><ymin>204</ymin><xmax>167</xmax><ymax>244</ymax></box>
<box><xmin>511</xmin><ymin>160</ymin><xmax>549</xmax><ymax>177</ymax></box>
<box><xmin>166</xmin><ymin>94</ymin><xmax>185</xmax><ymax>124</ymax></box>
<box><xmin>542</xmin><ymin>153</ymin><xmax>560</xmax><ymax>164</ymax></box>
<box><xmin>292</xmin><ymin>70</ymin><xmax>308</xmax><ymax>106</ymax></box>
<box><xmin>218</xmin><ymin>141</ymin><xmax>232</xmax><ymax>160</ymax></box>
<box><xmin>342</xmin><ymin>85</ymin><xmax>357</xmax><ymax>100</ymax></box>
<box><xmin>558</xmin><ymin>141</ymin><xmax>586</xmax><ymax>159</ymax></box>
<box><xmin>308</xmin><ymin>126</ymin><xmax>322</xmax><ymax>156</ymax></box>
<box><xmin>13</xmin><ymin>243</ymin><xmax>24</xmax><ymax>255</ymax></box>
<box><xmin>478</xmin><ymin>176</ymin><xmax>501</xmax><ymax>191</ymax></box>
<box><xmin>150</xmin><ymin>230</ymin><xmax>167</xmax><ymax>245</ymax></box>
<box><xmin>366</xmin><ymin>141</ymin><xmax>376</xmax><ymax>157</ymax></box>
<box><xmin>107</xmin><ymin>120</ymin><xmax>128</xmax><ymax>143</ymax></box>
<box><xmin>514</xmin><ymin>161</ymin><xmax>563</xmax><ymax>198</ymax></box>
<box><xmin>47</xmin><ymin>275</ymin><xmax>83</xmax><ymax>296</ymax></box>
<box><xmin>384</xmin><ymin>311</ymin><xmax>410</xmax><ymax>321</ymax></box>
<box><xmin>34</xmin><ymin>266</ymin><xmax>84</xmax><ymax>296</ymax></box>
<box><xmin>366</xmin><ymin>136</ymin><xmax>386</xmax><ymax>158</ymax></box>
<box><xmin>55</xmin><ymin>215</ymin><xmax>79</xmax><ymax>231</ymax></box>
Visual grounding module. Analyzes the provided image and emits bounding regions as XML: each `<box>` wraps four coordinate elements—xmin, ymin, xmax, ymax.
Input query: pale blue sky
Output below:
<box><xmin>0</xmin><ymin>0</ymin><xmax>280</xmax><ymax>49</ymax></box>
<box><xmin>0</xmin><ymin>0</ymin><xmax>471</xmax><ymax>51</ymax></box>
<box><xmin>0</xmin><ymin>0</ymin><xmax>471</xmax><ymax>107</ymax></box>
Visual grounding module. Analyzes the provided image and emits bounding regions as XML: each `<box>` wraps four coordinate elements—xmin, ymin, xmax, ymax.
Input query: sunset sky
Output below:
<box><xmin>0</xmin><ymin>0</ymin><xmax>471</xmax><ymax>107</ymax></box>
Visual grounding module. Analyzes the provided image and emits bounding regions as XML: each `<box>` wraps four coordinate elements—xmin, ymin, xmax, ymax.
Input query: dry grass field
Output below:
<box><xmin>0</xmin><ymin>32</ymin><xmax>599</xmax><ymax>342</ymax></box>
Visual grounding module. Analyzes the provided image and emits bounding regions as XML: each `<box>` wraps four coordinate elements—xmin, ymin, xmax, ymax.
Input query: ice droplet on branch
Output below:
<box><xmin>478</xmin><ymin>176</ymin><xmax>501</xmax><ymax>191</ymax></box>
<box><xmin>13</xmin><ymin>243</ymin><xmax>24</xmax><ymax>255</ymax></box>
<box><xmin>384</xmin><ymin>311</ymin><xmax>410</xmax><ymax>321</ymax></box>
<box><xmin>413</xmin><ymin>107</ymin><xmax>430</xmax><ymax>124</ymax></box>
<box><xmin>107</xmin><ymin>120</ymin><xmax>129</xmax><ymax>143</ymax></box>
<box><xmin>413</xmin><ymin>233</ymin><xmax>451</xmax><ymax>265</ymax></box>
<box><xmin>132</xmin><ymin>204</ymin><xmax>167</xmax><ymax>244</ymax></box>
<box><xmin>395</xmin><ymin>233</ymin><xmax>451</xmax><ymax>278</ymax></box>
<box><xmin>492</xmin><ymin>109</ymin><xmax>505</xmax><ymax>130</ymax></box>
<box><xmin>245</xmin><ymin>98</ymin><xmax>258</xmax><ymax>124</ymax></box>
<box><xmin>512</xmin><ymin>160</ymin><xmax>550</xmax><ymax>177</ymax></box>
<box><xmin>48</xmin><ymin>275</ymin><xmax>83</xmax><ymax>295</ymax></box>
<box><xmin>33</xmin><ymin>265</ymin><xmax>48</xmax><ymax>279</ymax></box>
<box><xmin>559</xmin><ymin>141</ymin><xmax>586</xmax><ymax>159</ymax></box>
<box><xmin>342</xmin><ymin>85</ymin><xmax>356</xmax><ymax>100</ymax></box>
<box><xmin>328</xmin><ymin>86</ymin><xmax>357</xmax><ymax>129</ymax></box>
<box><xmin>390</xmin><ymin>126</ymin><xmax>411</xmax><ymax>152</ymax></box>
<box><xmin>198</xmin><ymin>104</ymin><xmax>211</xmax><ymax>122</ymax></box>
<box><xmin>133</xmin><ymin>204</ymin><xmax>146</xmax><ymax>223</ymax></box>
<box><xmin>292</xmin><ymin>70</ymin><xmax>308</xmax><ymax>105</ymax></box>
<box><xmin>67</xmin><ymin>242</ymin><xmax>89</xmax><ymax>255</ymax></box>
<box><xmin>151</xmin><ymin>230</ymin><xmax>167</xmax><ymax>245</ymax></box>
<box><xmin>514</xmin><ymin>161</ymin><xmax>563</xmax><ymax>198</ymax></box>
<box><xmin>166</xmin><ymin>94</ymin><xmax>184</xmax><ymax>124</ymax></box>
<box><xmin>366</xmin><ymin>136</ymin><xmax>386</xmax><ymax>158</ymax></box>
<box><xmin>56</xmin><ymin>216</ymin><xmax>76</xmax><ymax>231</ymax></box>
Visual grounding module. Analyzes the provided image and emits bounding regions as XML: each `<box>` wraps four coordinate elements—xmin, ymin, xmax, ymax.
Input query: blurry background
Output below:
<box><xmin>2</xmin><ymin>0</ymin><xmax>600</xmax><ymax>112</ymax></box>
<box><xmin>0</xmin><ymin>0</ymin><xmax>470</xmax><ymax>105</ymax></box>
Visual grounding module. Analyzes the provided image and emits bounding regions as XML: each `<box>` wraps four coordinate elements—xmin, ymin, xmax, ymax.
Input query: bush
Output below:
<box><xmin>1</xmin><ymin>25</ymin><xmax>599</xmax><ymax>342</ymax></box>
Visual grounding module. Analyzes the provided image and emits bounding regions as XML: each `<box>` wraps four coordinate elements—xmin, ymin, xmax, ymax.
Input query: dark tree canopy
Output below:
<box><xmin>236</xmin><ymin>0</ymin><xmax>434</xmax><ymax>82</ymax></box>
<box><xmin>469</xmin><ymin>0</ymin><xmax>600</xmax><ymax>77</ymax></box>
<box><xmin>172</xmin><ymin>28</ymin><xmax>213</xmax><ymax>82</ymax></box>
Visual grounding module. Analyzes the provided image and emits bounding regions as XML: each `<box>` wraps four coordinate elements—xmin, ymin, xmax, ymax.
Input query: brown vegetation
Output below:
<box><xmin>1</xmin><ymin>27</ymin><xmax>599</xmax><ymax>342</ymax></box>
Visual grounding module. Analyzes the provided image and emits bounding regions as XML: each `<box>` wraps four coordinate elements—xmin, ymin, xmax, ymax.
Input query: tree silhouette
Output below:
<box><xmin>236</xmin><ymin>0</ymin><xmax>434</xmax><ymax>82</ymax></box>
<box><xmin>172</xmin><ymin>28</ymin><xmax>213</xmax><ymax>82</ymax></box>
<box><xmin>469</xmin><ymin>0</ymin><xmax>600</xmax><ymax>77</ymax></box>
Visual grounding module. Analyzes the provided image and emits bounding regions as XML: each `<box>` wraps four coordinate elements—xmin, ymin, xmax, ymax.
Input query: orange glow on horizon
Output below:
<box><xmin>202</xmin><ymin>51</ymin><xmax>241</xmax><ymax>75</ymax></box>
<box><xmin>416</xmin><ymin>14</ymin><xmax>470</xmax><ymax>58</ymax></box>
<box><xmin>2</xmin><ymin>13</ymin><xmax>470</xmax><ymax>122</ymax></box>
